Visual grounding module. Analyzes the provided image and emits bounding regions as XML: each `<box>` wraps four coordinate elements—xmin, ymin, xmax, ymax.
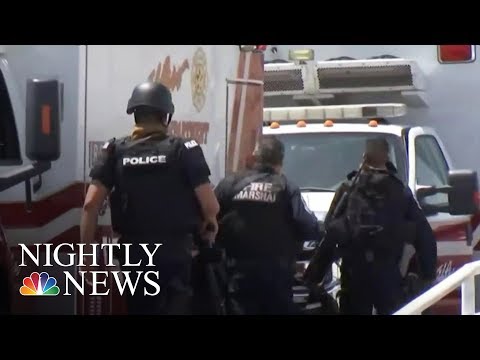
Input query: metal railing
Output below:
<box><xmin>394</xmin><ymin>260</ymin><xmax>480</xmax><ymax>315</ymax></box>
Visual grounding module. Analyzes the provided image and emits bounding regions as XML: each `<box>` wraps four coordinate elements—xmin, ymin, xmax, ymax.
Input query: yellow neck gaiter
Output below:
<box><xmin>131</xmin><ymin>123</ymin><xmax>167</xmax><ymax>140</ymax></box>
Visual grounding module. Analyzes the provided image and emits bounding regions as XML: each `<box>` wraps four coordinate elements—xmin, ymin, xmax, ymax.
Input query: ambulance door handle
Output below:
<box><xmin>33</xmin><ymin>174</ymin><xmax>43</xmax><ymax>193</ymax></box>
<box><xmin>465</xmin><ymin>222</ymin><xmax>473</xmax><ymax>246</ymax></box>
<box><xmin>24</xmin><ymin>179</ymin><xmax>32</xmax><ymax>213</ymax></box>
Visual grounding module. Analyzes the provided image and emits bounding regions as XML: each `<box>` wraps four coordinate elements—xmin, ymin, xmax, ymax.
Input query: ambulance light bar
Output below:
<box><xmin>315</xmin><ymin>58</ymin><xmax>425</xmax><ymax>93</ymax></box>
<box><xmin>264</xmin><ymin>58</ymin><xmax>425</xmax><ymax>97</ymax></box>
<box><xmin>264</xmin><ymin>63</ymin><xmax>309</xmax><ymax>95</ymax></box>
<box><xmin>263</xmin><ymin>103</ymin><xmax>407</xmax><ymax>122</ymax></box>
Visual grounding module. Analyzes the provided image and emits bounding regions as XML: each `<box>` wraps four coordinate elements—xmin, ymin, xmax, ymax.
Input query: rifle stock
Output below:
<box><xmin>330</xmin><ymin>159</ymin><xmax>366</xmax><ymax>221</ymax></box>
<box><xmin>192</xmin><ymin>228</ymin><xmax>226</xmax><ymax>315</ymax></box>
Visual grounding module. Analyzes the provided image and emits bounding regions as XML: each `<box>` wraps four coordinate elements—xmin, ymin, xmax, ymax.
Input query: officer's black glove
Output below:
<box><xmin>303</xmin><ymin>250</ymin><xmax>332</xmax><ymax>286</ymax></box>
<box><xmin>403</xmin><ymin>272</ymin><xmax>435</xmax><ymax>301</ymax></box>
<box><xmin>419</xmin><ymin>276</ymin><xmax>436</xmax><ymax>292</ymax></box>
<box><xmin>194</xmin><ymin>223</ymin><xmax>224</xmax><ymax>264</ymax></box>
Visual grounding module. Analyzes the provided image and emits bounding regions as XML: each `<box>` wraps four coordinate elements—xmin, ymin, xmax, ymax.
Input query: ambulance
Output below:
<box><xmin>0</xmin><ymin>45</ymin><xmax>478</xmax><ymax>315</ymax></box>
<box><xmin>0</xmin><ymin>45</ymin><xmax>265</xmax><ymax>314</ymax></box>
<box><xmin>262</xmin><ymin>45</ymin><xmax>480</xmax><ymax>314</ymax></box>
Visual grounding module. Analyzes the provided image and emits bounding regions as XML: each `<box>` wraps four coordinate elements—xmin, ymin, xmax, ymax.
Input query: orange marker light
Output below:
<box><xmin>324</xmin><ymin>120</ymin><xmax>334</xmax><ymax>127</ymax></box>
<box><xmin>296</xmin><ymin>120</ymin><xmax>307</xmax><ymax>128</ymax></box>
<box><xmin>270</xmin><ymin>121</ymin><xmax>280</xmax><ymax>129</ymax></box>
<box><xmin>368</xmin><ymin>120</ymin><xmax>378</xmax><ymax>127</ymax></box>
<box><xmin>41</xmin><ymin>105</ymin><xmax>51</xmax><ymax>135</ymax></box>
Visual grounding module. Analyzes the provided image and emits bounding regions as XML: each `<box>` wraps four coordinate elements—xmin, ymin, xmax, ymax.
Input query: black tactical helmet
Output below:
<box><xmin>126</xmin><ymin>82</ymin><xmax>175</xmax><ymax>116</ymax></box>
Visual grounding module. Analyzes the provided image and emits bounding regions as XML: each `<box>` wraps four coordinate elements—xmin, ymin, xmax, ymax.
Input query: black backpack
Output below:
<box><xmin>336</xmin><ymin>170</ymin><xmax>412</xmax><ymax>263</ymax></box>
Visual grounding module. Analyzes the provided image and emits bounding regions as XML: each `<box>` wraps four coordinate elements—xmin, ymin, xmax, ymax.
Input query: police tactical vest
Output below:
<box><xmin>109</xmin><ymin>135</ymin><xmax>201</xmax><ymax>237</ymax></box>
<box><xmin>223</xmin><ymin>170</ymin><xmax>297</xmax><ymax>261</ymax></box>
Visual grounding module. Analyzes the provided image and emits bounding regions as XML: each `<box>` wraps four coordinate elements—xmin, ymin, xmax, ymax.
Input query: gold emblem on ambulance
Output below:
<box><xmin>191</xmin><ymin>47</ymin><xmax>208</xmax><ymax>112</ymax></box>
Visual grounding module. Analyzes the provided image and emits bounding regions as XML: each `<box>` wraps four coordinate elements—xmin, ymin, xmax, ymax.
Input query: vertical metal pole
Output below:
<box><xmin>83</xmin><ymin>45</ymin><xmax>89</xmax><ymax>194</ymax></box>
<box><xmin>224</xmin><ymin>77</ymin><xmax>263</xmax><ymax>177</ymax></box>
<box><xmin>461</xmin><ymin>276</ymin><xmax>476</xmax><ymax>315</ymax></box>
<box><xmin>224</xmin><ymin>80</ymin><xmax>230</xmax><ymax>177</ymax></box>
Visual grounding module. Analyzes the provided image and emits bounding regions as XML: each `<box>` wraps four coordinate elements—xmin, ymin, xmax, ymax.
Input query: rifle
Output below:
<box><xmin>304</xmin><ymin>160</ymin><xmax>366</xmax><ymax>286</ymax></box>
<box><xmin>192</xmin><ymin>224</ymin><xmax>227</xmax><ymax>315</ymax></box>
<box><xmin>330</xmin><ymin>159</ymin><xmax>366</xmax><ymax>221</ymax></box>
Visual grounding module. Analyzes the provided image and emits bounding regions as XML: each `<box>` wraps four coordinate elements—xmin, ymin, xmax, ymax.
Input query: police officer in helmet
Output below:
<box><xmin>215</xmin><ymin>136</ymin><xmax>321</xmax><ymax>315</ymax></box>
<box><xmin>81</xmin><ymin>81</ymin><xmax>220</xmax><ymax>315</ymax></box>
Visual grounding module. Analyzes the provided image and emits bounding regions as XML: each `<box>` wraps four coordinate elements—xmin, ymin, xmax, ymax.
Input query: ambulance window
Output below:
<box><xmin>415</xmin><ymin>135</ymin><xmax>449</xmax><ymax>206</ymax></box>
<box><xmin>0</xmin><ymin>69</ymin><xmax>21</xmax><ymax>165</ymax></box>
<box><xmin>277</xmin><ymin>132</ymin><xmax>407</xmax><ymax>191</ymax></box>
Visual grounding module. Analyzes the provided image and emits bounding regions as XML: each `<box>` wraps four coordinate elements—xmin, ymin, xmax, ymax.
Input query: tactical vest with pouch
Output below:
<box><xmin>339</xmin><ymin>171</ymin><xmax>414</xmax><ymax>265</ymax></box>
<box><xmin>109</xmin><ymin>135</ymin><xmax>201</xmax><ymax>237</ymax></box>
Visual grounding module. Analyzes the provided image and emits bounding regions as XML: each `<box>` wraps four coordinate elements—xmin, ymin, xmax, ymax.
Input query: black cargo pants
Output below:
<box><xmin>339</xmin><ymin>260</ymin><xmax>405</xmax><ymax>315</ymax></box>
<box><xmin>227</xmin><ymin>258</ymin><xmax>300</xmax><ymax>315</ymax></box>
<box><xmin>119</xmin><ymin>234</ymin><xmax>194</xmax><ymax>315</ymax></box>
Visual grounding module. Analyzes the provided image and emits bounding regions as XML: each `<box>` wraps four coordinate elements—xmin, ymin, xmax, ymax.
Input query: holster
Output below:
<box><xmin>109</xmin><ymin>190</ymin><xmax>126</xmax><ymax>234</ymax></box>
<box><xmin>193</xmin><ymin>232</ymin><xmax>224</xmax><ymax>264</ymax></box>
<box><xmin>191</xmin><ymin>232</ymin><xmax>227</xmax><ymax>315</ymax></box>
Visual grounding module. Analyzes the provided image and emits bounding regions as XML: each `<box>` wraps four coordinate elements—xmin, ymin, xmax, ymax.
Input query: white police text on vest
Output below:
<box><xmin>184</xmin><ymin>140</ymin><xmax>199</xmax><ymax>149</ymax></box>
<box><xmin>123</xmin><ymin>155</ymin><xmax>167</xmax><ymax>166</ymax></box>
<box><xmin>233</xmin><ymin>182</ymin><xmax>277</xmax><ymax>203</ymax></box>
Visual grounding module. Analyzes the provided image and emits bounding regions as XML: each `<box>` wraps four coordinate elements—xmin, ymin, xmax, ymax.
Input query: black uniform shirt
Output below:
<box><xmin>215</xmin><ymin>167</ymin><xmax>321</xmax><ymax>242</ymax></box>
<box><xmin>284</xmin><ymin>178</ymin><xmax>322</xmax><ymax>241</ymax></box>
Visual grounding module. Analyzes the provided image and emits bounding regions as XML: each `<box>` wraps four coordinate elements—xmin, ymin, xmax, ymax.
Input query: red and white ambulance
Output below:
<box><xmin>262</xmin><ymin>45</ymin><xmax>480</xmax><ymax>314</ymax></box>
<box><xmin>1</xmin><ymin>45</ymin><xmax>479</xmax><ymax>315</ymax></box>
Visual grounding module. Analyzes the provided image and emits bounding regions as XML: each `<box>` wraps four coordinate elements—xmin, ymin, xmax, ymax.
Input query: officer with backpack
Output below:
<box><xmin>214</xmin><ymin>136</ymin><xmax>322</xmax><ymax>315</ymax></box>
<box><xmin>304</xmin><ymin>137</ymin><xmax>437</xmax><ymax>315</ymax></box>
<box><xmin>80</xmin><ymin>81</ymin><xmax>220</xmax><ymax>315</ymax></box>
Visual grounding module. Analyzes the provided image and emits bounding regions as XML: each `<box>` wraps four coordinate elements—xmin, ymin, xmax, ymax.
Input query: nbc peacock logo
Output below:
<box><xmin>20</xmin><ymin>272</ymin><xmax>60</xmax><ymax>296</ymax></box>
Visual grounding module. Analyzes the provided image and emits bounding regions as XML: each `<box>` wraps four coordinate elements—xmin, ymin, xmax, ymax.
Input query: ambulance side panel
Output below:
<box><xmin>0</xmin><ymin>46</ymin><xmax>82</xmax><ymax>248</ymax></box>
<box><xmin>0</xmin><ymin>45</ymin><xmax>81</xmax><ymax>202</ymax></box>
<box><xmin>0</xmin><ymin>46</ymin><xmax>82</xmax><ymax>314</ymax></box>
